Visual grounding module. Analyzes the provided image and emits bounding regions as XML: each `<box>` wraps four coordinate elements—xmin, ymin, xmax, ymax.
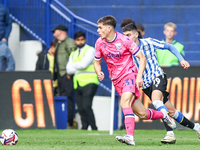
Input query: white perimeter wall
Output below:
<box><xmin>74</xmin><ymin>96</ymin><xmax>122</xmax><ymax>131</ymax></box>
<box><xmin>8</xmin><ymin>23</ymin><xmax>42</xmax><ymax>71</ymax></box>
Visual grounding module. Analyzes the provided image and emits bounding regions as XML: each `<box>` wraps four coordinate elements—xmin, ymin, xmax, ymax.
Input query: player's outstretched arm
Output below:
<box><xmin>135</xmin><ymin>51</ymin><xmax>146</xmax><ymax>89</ymax></box>
<box><xmin>164</xmin><ymin>43</ymin><xmax>184</xmax><ymax>62</ymax></box>
<box><xmin>180</xmin><ymin>60</ymin><xmax>190</xmax><ymax>69</ymax></box>
<box><xmin>164</xmin><ymin>43</ymin><xmax>190</xmax><ymax>69</ymax></box>
<box><xmin>94</xmin><ymin>59</ymin><xmax>104</xmax><ymax>81</ymax></box>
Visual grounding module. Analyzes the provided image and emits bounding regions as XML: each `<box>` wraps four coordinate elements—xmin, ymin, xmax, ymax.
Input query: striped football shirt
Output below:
<box><xmin>133</xmin><ymin>38</ymin><xmax>165</xmax><ymax>89</ymax></box>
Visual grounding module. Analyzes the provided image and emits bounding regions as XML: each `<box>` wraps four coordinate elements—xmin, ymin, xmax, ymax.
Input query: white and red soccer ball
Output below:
<box><xmin>0</xmin><ymin>129</ymin><xmax>18</xmax><ymax>145</ymax></box>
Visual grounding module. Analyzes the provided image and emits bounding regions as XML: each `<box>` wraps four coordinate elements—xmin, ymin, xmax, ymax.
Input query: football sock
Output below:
<box><xmin>152</xmin><ymin>100</ymin><xmax>169</xmax><ymax>113</ymax></box>
<box><xmin>123</xmin><ymin>107</ymin><xmax>135</xmax><ymax>136</ymax></box>
<box><xmin>193</xmin><ymin>124</ymin><xmax>200</xmax><ymax>131</ymax></box>
<box><xmin>172</xmin><ymin>110</ymin><xmax>195</xmax><ymax>129</ymax></box>
<box><xmin>146</xmin><ymin>108</ymin><xmax>164</xmax><ymax>120</ymax></box>
<box><xmin>166</xmin><ymin>131</ymin><xmax>175</xmax><ymax>136</ymax></box>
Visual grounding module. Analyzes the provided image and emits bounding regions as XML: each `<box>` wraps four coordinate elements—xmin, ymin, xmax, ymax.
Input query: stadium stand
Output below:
<box><xmin>1</xmin><ymin>0</ymin><xmax>200</xmax><ymax>96</ymax></box>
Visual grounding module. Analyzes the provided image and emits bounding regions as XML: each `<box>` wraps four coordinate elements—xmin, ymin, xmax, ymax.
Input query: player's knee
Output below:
<box><xmin>138</xmin><ymin>112</ymin><xmax>148</xmax><ymax>120</ymax></box>
<box><xmin>120</xmin><ymin>99</ymin><xmax>129</xmax><ymax>109</ymax></box>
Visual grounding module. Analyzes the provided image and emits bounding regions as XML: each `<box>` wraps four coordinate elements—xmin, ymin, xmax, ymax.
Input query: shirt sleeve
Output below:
<box><xmin>126</xmin><ymin>38</ymin><xmax>140</xmax><ymax>56</ymax></box>
<box><xmin>163</xmin><ymin>43</ymin><xmax>184</xmax><ymax>62</ymax></box>
<box><xmin>150</xmin><ymin>38</ymin><xmax>165</xmax><ymax>49</ymax></box>
<box><xmin>73</xmin><ymin>47</ymin><xmax>95</xmax><ymax>70</ymax></box>
<box><xmin>67</xmin><ymin>40</ymin><xmax>77</xmax><ymax>53</ymax></box>
<box><xmin>151</xmin><ymin>38</ymin><xmax>184</xmax><ymax>61</ymax></box>
<box><xmin>94</xmin><ymin>40</ymin><xmax>102</xmax><ymax>60</ymax></box>
<box><xmin>66</xmin><ymin>53</ymin><xmax>78</xmax><ymax>75</ymax></box>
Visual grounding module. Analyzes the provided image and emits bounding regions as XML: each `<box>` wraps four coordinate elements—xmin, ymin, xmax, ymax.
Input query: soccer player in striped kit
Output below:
<box><xmin>123</xmin><ymin>23</ymin><xmax>200</xmax><ymax>144</ymax></box>
<box><xmin>94</xmin><ymin>15</ymin><xmax>176</xmax><ymax>146</ymax></box>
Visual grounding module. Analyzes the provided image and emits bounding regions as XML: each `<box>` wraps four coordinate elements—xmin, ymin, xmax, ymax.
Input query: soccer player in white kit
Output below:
<box><xmin>94</xmin><ymin>15</ymin><xmax>176</xmax><ymax>146</ymax></box>
<box><xmin>123</xmin><ymin>23</ymin><xmax>200</xmax><ymax>144</ymax></box>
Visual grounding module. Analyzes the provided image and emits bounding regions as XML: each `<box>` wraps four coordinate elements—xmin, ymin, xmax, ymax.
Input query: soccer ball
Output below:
<box><xmin>0</xmin><ymin>129</ymin><xmax>18</xmax><ymax>145</ymax></box>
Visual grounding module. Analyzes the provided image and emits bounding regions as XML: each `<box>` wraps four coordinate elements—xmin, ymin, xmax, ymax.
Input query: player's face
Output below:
<box><xmin>123</xmin><ymin>31</ymin><xmax>138</xmax><ymax>42</ymax></box>
<box><xmin>163</xmin><ymin>26</ymin><xmax>177</xmax><ymax>40</ymax></box>
<box><xmin>74</xmin><ymin>36</ymin><xmax>86</xmax><ymax>48</ymax></box>
<box><xmin>97</xmin><ymin>23</ymin><xmax>110</xmax><ymax>39</ymax></box>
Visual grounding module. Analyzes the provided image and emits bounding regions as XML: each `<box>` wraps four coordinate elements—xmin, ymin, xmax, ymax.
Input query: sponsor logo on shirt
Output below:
<box><xmin>105</xmin><ymin>52</ymin><xmax>121</xmax><ymax>59</ymax></box>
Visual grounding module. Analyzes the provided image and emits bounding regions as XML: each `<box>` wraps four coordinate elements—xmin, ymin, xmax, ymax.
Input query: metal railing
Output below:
<box><xmin>2</xmin><ymin>0</ymin><xmax>99</xmax><ymax>48</ymax></box>
<box><xmin>1</xmin><ymin>0</ymin><xmax>115</xmax><ymax>97</ymax></box>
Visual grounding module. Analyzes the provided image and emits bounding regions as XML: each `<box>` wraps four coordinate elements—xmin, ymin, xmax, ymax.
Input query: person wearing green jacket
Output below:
<box><xmin>67</xmin><ymin>31</ymin><xmax>98</xmax><ymax>130</ymax></box>
<box><xmin>52</xmin><ymin>25</ymin><xmax>77</xmax><ymax>128</ymax></box>
<box><xmin>156</xmin><ymin>22</ymin><xmax>185</xmax><ymax>67</ymax></box>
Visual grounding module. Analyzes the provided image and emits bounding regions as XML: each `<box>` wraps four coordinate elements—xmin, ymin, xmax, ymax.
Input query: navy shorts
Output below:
<box><xmin>142</xmin><ymin>74</ymin><xmax>169</xmax><ymax>104</ymax></box>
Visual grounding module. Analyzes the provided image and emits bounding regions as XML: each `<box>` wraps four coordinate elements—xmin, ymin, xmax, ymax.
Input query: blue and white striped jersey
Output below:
<box><xmin>133</xmin><ymin>38</ymin><xmax>165</xmax><ymax>89</ymax></box>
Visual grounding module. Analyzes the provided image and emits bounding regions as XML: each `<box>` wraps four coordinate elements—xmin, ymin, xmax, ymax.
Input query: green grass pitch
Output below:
<box><xmin>0</xmin><ymin>129</ymin><xmax>199</xmax><ymax>150</ymax></box>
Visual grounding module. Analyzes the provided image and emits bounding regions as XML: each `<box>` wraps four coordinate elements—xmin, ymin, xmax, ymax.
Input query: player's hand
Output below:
<box><xmin>97</xmin><ymin>71</ymin><xmax>104</xmax><ymax>81</ymax></box>
<box><xmin>180</xmin><ymin>60</ymin><xmax>190</xmax><ymax>69</ymax></box>
<box><xmin>136</xmin><ymin>76</ymin><xmax>144</xmax><ymax>90</ymax></box>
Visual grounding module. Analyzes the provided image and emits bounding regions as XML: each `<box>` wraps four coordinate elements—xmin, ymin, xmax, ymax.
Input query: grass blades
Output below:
<box><xmin>0</xmin><ymin>129</ymin><xmax>199</xmax><ymax>150</ymax></box>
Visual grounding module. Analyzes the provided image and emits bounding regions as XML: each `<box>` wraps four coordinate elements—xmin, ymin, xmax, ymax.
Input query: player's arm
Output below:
<box><xmin>94</xmin><ymin>59</ymin><xmax>104</xmax><ymax>81</ymax></box>
<box><xmin>163</xmin><ymin>43</ymin><xmax>190</xmax><ymax>69</ymax></box>
<box><xmin>127</xmin><ymin>39</ymin><xmax>146</xmax><ymax>89</ymax></box>
<box><xmin>151</xmin><ymin>38</ymin><xmax>190</xmax><ymax>69</ymax></box>
<box><xmin>94</xmin><ymin>40</ymin><xmax>104</xmax><ymax>81</ymax></box>
<box><xmin>135</xmin><ymin>51</ymin><xmax>146</xmax><ymax>89</ymax></box>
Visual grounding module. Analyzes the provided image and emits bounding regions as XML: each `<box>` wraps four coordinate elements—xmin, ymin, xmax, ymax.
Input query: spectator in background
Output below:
<box><xmin>120</xmin><ymin>18</ymin><xmax>135</xmax><ymax>29</ymax></box>
<box><xmin>52</xmin><ymin>24</ymin><xmax>77</xmax><ymax>129</ymax></box>
<box><xmin>0</xmin><ymin>4</ymin><xmax>12</xmax><ymax>45</ymax></box>
<box><xmin>67</xmin><ymin>31</ymin><xmax>98</xmax><ymax>130</ymax></box>
<box><xmin>0</xmin><ymin>4</ymin><xmax>15</xmax><ymax>71</ymax></box>
<box><xmin>121</xmin><ymin>18</ymin><xmax>145</xmax><ymax>39</ymax></box>
<box><xmin>156</xmin><ymin>22</ymin><xmax>185</xmax><ymax>67</ymax></box>
<box><xmin>35</xmin><ymin>39</ymin><xmax>58</xmax><ymax>95</ymax></box>
<box><xmin>136</xmin><ymin>24</ymin><xmax>145</xmax><ymax>38</ymax></box>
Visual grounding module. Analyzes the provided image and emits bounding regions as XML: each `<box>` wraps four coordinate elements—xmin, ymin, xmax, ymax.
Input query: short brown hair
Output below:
<box><xmin>97</xmin><ymin>15</ymin><xmax>116</xmax><ymax>28</ymax></box>
<box><xmin>121</xmin><ymin>18</ymin><xmax>135</xmax><ymax>28</ymax></box>
<box><xmin>51</xmin><ymin>39</ymin><xmax>58</xmax><ymax>47</ymax></box>
<box><xmin>136</xmin><ymin>24</ymin><xmax>145</xmax><ymax>32</ymax></box>
<box><xmin>123</xmin><ymin>23</ymin><xmax>138</xmax><ymax>33</ymax></box>
<box><xmin>164</xmin><ymin>22</ymin><xmax>177</xmax><ymax>30</ymax></box>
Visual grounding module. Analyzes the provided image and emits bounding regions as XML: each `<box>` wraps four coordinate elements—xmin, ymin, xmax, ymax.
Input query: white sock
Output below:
<box><xmin>167</xmin><ymin>131</ymin><xmax>175</xmax><ymax>136</ymax></box>
<box><xmin>193</xmin><ymin>124</ymin><xmax>199</xmax><ymax>131</ymax></box>
<box><xmin>152</xmin><ymin>100</ymin><xmax>164</xmax><ymax>110</ymax></box>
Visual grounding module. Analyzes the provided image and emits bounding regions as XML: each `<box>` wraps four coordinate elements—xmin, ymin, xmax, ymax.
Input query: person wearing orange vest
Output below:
<box><xmin>67</xmin><ymin>31</ymin><xmax>99</xmax><ymax>130</ymax></box>
<box><xmin>156</xmin><ymin>22</ymin><xmax>185</xmax><ymax>67</ymax></box>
